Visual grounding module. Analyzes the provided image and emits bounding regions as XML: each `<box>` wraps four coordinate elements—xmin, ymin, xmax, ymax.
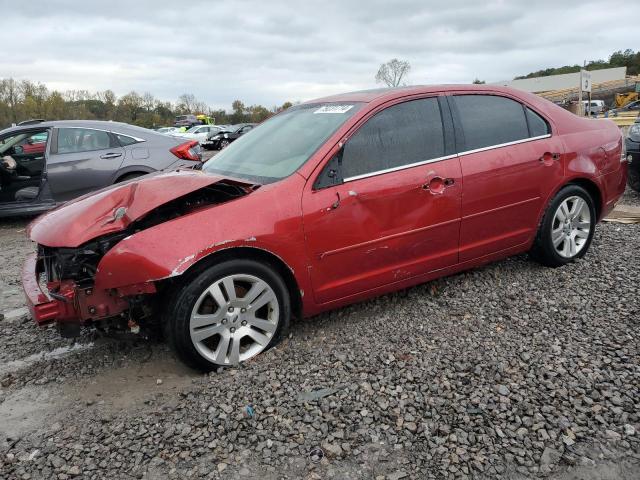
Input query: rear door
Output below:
<box><xmin>47</xmin><ymin>127</ymin><xmax>124</xmax><ymax>201</ymax></box>
<box><xmin>302</xmin><ymin>96</ymin><xmax>461</xmax><ymax>304</ymax></box>
<box><xmin>450</xmin><ymin>93</ymin><xmax>564</xmax><ymax>262</ymax></box>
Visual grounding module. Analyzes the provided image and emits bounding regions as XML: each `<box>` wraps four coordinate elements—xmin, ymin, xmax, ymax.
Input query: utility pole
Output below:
<box><xmin>578</xmin><ymin>80</ymin><xmax>583</xmax><ymax>116</ymax></box>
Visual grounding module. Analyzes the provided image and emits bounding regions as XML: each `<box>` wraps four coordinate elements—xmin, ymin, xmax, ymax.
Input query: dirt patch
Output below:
<box><xmin>62</xmin><ymin>345</ymin><xmax>197</xmax><ymax>412</ymax></box>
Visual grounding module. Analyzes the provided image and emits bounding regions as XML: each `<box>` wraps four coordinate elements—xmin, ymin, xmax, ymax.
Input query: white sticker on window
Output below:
<box><xmin>314</xmin><ymin>105</ymin><xmax>354</xmax><ymax>114</ymax></box>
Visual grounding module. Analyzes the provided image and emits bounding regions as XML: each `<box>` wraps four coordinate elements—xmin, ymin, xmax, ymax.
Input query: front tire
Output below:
<box><xmin>165</xmin><ymin>259</ymin><xmax>290</xmax><ymax>371</ymax></box>
<box><xmin>530</xmin><ymin>185</ymin><xmax>596</xmax><ymax>267</ymax></box>
<box><xmin>219</xmin><ymin>139</ymin><xmax>230</xmax><ymax>149</ymax></box>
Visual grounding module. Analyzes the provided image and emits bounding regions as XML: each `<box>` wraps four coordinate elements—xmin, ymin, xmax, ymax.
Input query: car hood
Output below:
<box><xmin>28</xmin><ymin>170</ymin><xmax>248</xmax><ymax>248</ymax></box>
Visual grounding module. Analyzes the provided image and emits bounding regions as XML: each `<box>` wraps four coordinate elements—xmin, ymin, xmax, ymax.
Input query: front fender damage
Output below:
<box><xmin>27</xmin><ymin>179</ymin><xmax>258</xmax><ymax>334</ymax></box>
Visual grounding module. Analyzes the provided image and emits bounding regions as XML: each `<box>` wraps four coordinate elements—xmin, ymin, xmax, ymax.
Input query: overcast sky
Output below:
<box><xmin>0</xmin><ymin>0</ymin><xmax>635</xmax><ymax>109</ymax></box>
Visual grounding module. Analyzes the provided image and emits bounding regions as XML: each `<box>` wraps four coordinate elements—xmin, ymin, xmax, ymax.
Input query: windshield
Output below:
<box><xmin>203</xmin><ymin>102</ymin><xmax>362</xmax><ymax>183</ymax></box>
<box><xmin>0</xmin><ymin>132</ymin><xmax>39</xmax><ymax>154</ymax></box>
<box><xmin>186</xmin><ymin>126</ymin><xmax>201</xmax><ymax>133</ymax></box>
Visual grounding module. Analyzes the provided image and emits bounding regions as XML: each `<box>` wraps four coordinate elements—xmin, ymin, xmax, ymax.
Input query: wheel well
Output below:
<box><xmin>116</xmin><ymin>171</ymin><xmax>148</xmax><ymax>183</ymax></box>
<box><xmin>566</xmin><ymin>178</ymin><xmax>603</xmax><ymax>219</ymax></box>
<box><xmin>169</xmin><ymin>247</ymin><xmax>303</xmax><ymax>320</ymax></box>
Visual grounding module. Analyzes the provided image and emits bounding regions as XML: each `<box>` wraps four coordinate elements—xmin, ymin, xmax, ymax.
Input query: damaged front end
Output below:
<box><xmin>23</xmin><ymin>174</ymin><xmax>256</xmax><ymax>337</ymax></box>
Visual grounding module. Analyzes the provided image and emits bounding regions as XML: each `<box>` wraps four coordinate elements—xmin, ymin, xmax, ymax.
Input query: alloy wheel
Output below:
<box><xmin>551</xmin><ymin>195</ymin><xmax>591</xmax><ymax>258</ymax></box>
<box><xmin>189</xmin><ymin>274</ymin><xmax>279</xmax><ymax>365</ymax></box>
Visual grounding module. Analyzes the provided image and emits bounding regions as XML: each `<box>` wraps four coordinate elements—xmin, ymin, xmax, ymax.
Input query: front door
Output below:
<box><xmin>47</xmin><ymin>127</ymin><xmax>124</xmax><ymax>201</ymax></box>
<box><xmin>302</xmin><ymin>97</ymin><xmax>462</xmax><ymax>304</ymax></box>
<box><xmin>0</xmin><ymin>129</ymin><xmax>49</xmax><ymax>204</ymax></box>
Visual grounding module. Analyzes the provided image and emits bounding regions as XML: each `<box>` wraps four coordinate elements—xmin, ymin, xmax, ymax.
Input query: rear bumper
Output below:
<box><xmin>22</xmin><ymin>253</ymin><xmax>78</xmax><ymax>326</ymax></box>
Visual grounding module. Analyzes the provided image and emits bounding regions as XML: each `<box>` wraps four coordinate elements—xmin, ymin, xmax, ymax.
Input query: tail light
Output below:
<box><xmin>170</xmin><ymin>140</ymin><xmax>202</xmax><ymax>162</ymax></box>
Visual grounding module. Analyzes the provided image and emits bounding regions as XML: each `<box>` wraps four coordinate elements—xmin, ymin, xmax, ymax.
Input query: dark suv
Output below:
<box><xmin>625</xmin><ymin>118</ymin><xmax>640</xmax><ymax>191</ymax></box>
<box><xmin>0</xmin><ymin>120</ymin><xmax>202</xmax><ymax>217</ymax></box>
<box><xmin>203</xmin><ymin>123</ymin><xmax>257</xmax><ymax>150</ymax></box>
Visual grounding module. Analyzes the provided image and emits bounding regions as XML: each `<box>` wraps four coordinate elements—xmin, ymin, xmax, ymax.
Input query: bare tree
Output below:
<box><xmin>375</xmin><ymin>58</ymin><xmax>411</xmax><ymax>87</ymax></box>
<box><xmin>142</xmin><ymin>92</ymin><xmax>156</xmax><ymax>113</ymax></box>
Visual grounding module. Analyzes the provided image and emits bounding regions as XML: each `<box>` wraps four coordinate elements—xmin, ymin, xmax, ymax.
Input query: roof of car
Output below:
<box><xmin>0</xmin><ymin>120</ymin><xmax>157</xmax><ymax>136</ymax></box>
<box><xmin>307</xmin><ymin>84</ymin><xmax>530</xmax><ymax>104</ymax></box>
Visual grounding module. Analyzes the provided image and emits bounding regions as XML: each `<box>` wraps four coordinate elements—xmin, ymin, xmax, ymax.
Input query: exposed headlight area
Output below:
<box><xmin>41</xmin><ymin>233</ymin><xmax>129</xmax><ymax>288</ymax></box>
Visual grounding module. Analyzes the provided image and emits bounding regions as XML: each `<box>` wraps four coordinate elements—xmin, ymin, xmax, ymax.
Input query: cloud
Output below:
<box><xmin>0</xmin><ymin>0</ymin><xmax>635</xmax><ymax>109</ymax></box>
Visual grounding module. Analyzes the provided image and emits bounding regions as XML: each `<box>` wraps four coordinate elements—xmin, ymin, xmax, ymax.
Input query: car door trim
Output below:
<box><xmin>319</xmin><ymin>217</ymin><xmax>460</xmax><ymax>259</ymax></box>
<box><xmin>457</xmin><ymin>134</ymin><xmax>551</xmax><ymax>157</ymax></box>
<box><xmin>343</xmin><ymin>153</ymin><xmax>458</xmax><ymax>183</ymax></box>
<box><xmin>340</xmin><ymin>132</ymin><xmax>549</xmax><ymax>184</ymax></box>
<box><xmin>461</xmin><ymin>196</ymin><xmax>540</xmax><ymax>220</ymax></box>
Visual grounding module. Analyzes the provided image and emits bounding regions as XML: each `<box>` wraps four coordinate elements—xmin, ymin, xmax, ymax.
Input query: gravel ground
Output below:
<box><xmin>0</xmin><ymin>188</ymin><xmax>639</xmax><ymax>480</ymax></box>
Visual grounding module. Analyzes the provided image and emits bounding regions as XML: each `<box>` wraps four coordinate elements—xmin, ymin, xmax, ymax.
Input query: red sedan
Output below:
<box><xmin>24</xmin><ymin>85</ymin><xmax>627</xmax><ymax>370</ymax></box>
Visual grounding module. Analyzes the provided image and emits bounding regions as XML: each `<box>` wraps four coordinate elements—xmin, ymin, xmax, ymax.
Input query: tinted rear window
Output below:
<box><xmin>525</xmin><ymin>107</ymin><xmax>550</xmax><ymax>137</ymax></box>
<box><xmin>342</xmin><ymin>98</ymin><xmax>445</xmax><ymax>179</ymax></box>
<box><xmin>453</xmin><ymin>95</ymin><xmax>529</xmax><ymax>151</ymax></box>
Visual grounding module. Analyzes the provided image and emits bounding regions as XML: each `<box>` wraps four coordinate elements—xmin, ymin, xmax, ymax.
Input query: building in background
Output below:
<box><xmin>493</xmin><ymin>67</ymin><xmax>627</xmax><ymax>93</ymax></box>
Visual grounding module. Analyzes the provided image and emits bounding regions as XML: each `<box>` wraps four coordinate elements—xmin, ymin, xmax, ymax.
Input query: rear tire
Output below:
<box><xmin>530</xmin><ymin>185</ymin><xmax>596</xmax><ymax>267</ymax></box>
<box><xmin>628</xmin><ymin>166</ymin><xmax>640</xmax><ymax>192</ymax></box>
<box><xmin>164</xmin><ymin>259</ymin><xmax>290</xmax><ymax>371</ymax></box>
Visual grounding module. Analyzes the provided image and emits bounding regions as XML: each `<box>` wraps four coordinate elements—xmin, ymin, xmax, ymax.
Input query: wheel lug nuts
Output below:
<box><xmin>241</xmin><ymin>320</ymin><xmax>247</xmax><ymax>326</ymax></box>
<box><xmin>230</xmin><ymin>327</ymin><xmax>236</xmax><ymax>333</ymax></box>
<box><xmin>222</xmin><ymin>319</ymin><xmax>227</xmax><ymax>324</ymax></box>
<box><xmin>228</xmin><ymin>307</ymin><xmax>234</xmax><ymax>313</ymax></box>
<box><xmin>241</xmin><ymin>308</ymin><xmax>246</xmax><ymax>313</ymax></box>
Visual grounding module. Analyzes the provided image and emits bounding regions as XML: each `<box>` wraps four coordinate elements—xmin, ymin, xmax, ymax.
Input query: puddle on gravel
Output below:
<box><xmin>0</xmin><ymin>343</ymin><xmax>94</xmax><ymax>377</ymax></box>
<box><xmin>62</xmin><ymin>348</ymin><xmax>199</xmax><ymax>411</ymax></box>
<box><xmin>1</xmin><ymin>343</ymin><xmax>199</xmax><ymax>441</ymax></box>
<box><xmin>0</xmin><ymin>385</ymin><xmax>60</xmax><ymax>439</ymax></box>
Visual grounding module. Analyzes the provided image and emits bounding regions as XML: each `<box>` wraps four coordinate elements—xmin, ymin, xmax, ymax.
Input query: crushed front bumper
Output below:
<box><xmin>23</xmin><ymin>252</ymin><xmax>157</xmax><ymax>332</ymax></box>
<box><xmin>22</xmin><ymin>253</ymin><xmax>78</xmax><ymax>326</ymax></box>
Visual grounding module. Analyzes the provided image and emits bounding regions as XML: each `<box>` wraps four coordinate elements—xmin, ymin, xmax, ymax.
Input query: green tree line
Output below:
<box><xmin>0</xmin><ymin>78</ymin><xmax>293</xmax><ymax>130</ymax></box>
<box><xmin>515</xmin><ymin>49</ymin><xmax>640</xmax><ymax>79</ymax></box>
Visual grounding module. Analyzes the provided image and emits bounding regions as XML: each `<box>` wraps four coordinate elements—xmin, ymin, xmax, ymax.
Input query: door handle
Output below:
<box><xmin>539</xmin><ymin>152</ymin><xmax>561</xmax><ymax>163</ymax></box>
<box><xmin>422</xmin><ymin>176</ymin><xmax>454</xmax><ymax>194</ymax></box>
<box><xmin>100</xmin><ymin>152</ymin><xmax>122</xmax><ymax>159</ymax></box>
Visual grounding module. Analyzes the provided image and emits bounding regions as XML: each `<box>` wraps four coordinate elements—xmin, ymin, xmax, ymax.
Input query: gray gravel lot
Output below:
<box><xmin>0</xmin><ymin>188</ymin><xmax>639</xmax><ymax>479</ymax></box>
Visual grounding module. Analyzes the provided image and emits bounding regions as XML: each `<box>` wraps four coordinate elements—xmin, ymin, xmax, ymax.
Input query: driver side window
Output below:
<box><xmin>315</xmin><ymin>98</ymin><xmax>445</xmax><ymax>188</ymax></box>
<box><xmin>342</xmin><ymin>98</ymin><xmax>445</xmax><ymax>180</ymax></box>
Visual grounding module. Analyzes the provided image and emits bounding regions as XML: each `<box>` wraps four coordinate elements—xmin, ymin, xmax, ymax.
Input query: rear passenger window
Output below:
<box><xmin>116</xmin><ymin>134</ymin><xmax>141</xmax><ymax>146</ymax></box>
<box><xmin>453</xmin><ymin>95</ymin><xmax>529</xmax><ymax>151</ymax></box>
<box><xmin>57</xmin><ymin>128</ymin><xmax>112</xmax><ymax>154</ymax></box>
<box><xmin>525</xmin><ymin>107</ymin><xmax>550</xmax><ymax>137</ymax></box>
<box><xmin>342</xmin><ymin>98</ymin><xmax>444</xmax><ymax>179</ymax></box>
